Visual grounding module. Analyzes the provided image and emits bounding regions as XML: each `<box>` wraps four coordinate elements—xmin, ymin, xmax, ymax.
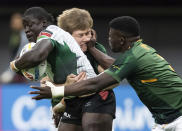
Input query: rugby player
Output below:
<box><xmin>53</xmin><ymin>8</ymin><xmax>116</xmax><ymax>131</ymax></box>
<box><xmin>31</xmin><ymin>16</ymin><xmax>182</xmax><ymax>131</ymax></box>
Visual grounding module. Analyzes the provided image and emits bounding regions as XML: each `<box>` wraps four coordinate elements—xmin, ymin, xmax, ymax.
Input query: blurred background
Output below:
<box><xmin>0</xmin><ymin>0</ymin><xmax>182</xmax><ymax>131</ymax></box>
<box><xmin>1</xmin><ymin>0</ymin><xmax>182</xmax><ymax>76</ymax></box>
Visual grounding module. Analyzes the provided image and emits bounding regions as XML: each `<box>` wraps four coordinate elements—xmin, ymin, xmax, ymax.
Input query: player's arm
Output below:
<box><xmin>64</xmin><ymin>72</ymin><xmax>117</xmax><ymax>96</ymax></box>
<box><xmin>10</xmin><ymin>39</ymin><xmax>53</xmax><ymax>72</ymax></box>
<box><xmin>87</xmin><ymin>39</ymin><xmax>115</xmax><ymax>69</ymax></box>
<box><xmin>30</xmin><ymin>72</ymin><xmax>118</xmax><ymax>100</ymax></box>
<box><xmin>89</xmin><ymin>47</ymin><xmax>115</xmax><ymax>69</ymax></box>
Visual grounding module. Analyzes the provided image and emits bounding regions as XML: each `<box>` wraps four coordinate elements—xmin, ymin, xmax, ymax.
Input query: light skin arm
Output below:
<box><xmin>14</xmin><ymin>39</ymin><xmax>53</xmax><ymax>70</ymax></box>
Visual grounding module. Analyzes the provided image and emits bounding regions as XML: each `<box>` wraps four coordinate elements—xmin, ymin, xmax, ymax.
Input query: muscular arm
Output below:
<box><xmin>15</xmin><ymin>39</ymin><xmax>53</xmax><ymax>70</ymax></box>
<box><xmin>30</xmin><ymin>72</ymin><xmax>119</xmax><ymax>100</ymax></box>
<box><xmin>88</xmin><ymin>47</ymin><xmax>115</xmax><ymax>69</ymax></box>
<box><xmin>64</xmin><ymin>72</ymin><xmax>118</xmax><ymax>96</ymax></box>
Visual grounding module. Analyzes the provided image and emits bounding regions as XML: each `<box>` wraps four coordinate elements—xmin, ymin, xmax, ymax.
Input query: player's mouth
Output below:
<box><xmin>26</xmin><ymin>34</ymin><xmax>35</xmax><ymax>42</ymax></box>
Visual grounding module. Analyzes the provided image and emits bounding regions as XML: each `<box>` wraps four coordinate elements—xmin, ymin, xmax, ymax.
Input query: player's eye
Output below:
<box><xmin>78</xmin><ymin>34</ymin><xmax>83</xmax><ymax>38</ymax></box>
<box><xmin>28</xmin><ymin>23</ymin><xmax>33</xmax><ymax>28</ymax></box>
<box><xmin>86</xmin><ymin>31</ymin><xmax>91</xmax><ymax>36</ymax></box>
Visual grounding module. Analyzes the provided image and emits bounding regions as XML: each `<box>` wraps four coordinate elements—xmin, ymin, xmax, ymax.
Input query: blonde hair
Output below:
<box><xmin>57</xmin><ymin>8</ymin><xmax>93</xmax><ymax>34</ymax></box>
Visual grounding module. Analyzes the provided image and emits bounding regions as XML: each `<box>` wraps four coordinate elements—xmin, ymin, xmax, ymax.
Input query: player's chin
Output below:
<box><xmin>81</xmin><ymin>46</ymin><xmax>87</xmax><ymax>52</ymax></box>
<box><xmin>27</xmin><ymin>37</ymin><xmax>36</xmax><ymax>43</ymax></box>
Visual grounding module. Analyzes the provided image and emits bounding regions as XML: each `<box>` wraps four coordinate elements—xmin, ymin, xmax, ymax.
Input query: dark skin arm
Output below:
<box><xmin>87</xmin><ymin>38</ymin><xmax>115</xmax><ymax>69</ymax></box>
<box><xmin>64</xmin><ymin>72</ymin><xmax>117</xmax><ymax>96</ymax></box>
<box><xmin>30</xmin><ymin>72</ymin><xmax>118</xmax><ymax>100</ymax></box>
<box><xmin>88</xmin><ymin>47</ymin><xmax>115</xmax><ymax>69</ymax></box>
<box><xmin>15</xmin><ymin>39</ymin><xmax>53</xmax><ymax>69</ymax></box>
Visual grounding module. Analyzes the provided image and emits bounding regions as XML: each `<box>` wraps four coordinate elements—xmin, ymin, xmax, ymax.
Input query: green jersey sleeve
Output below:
<box><xmin>105</xmin><ymin>51</ymin><xmax>137</xmax><ymax>82</ymax></box>
<box><xmin>95</xmin><ymin>42</ymin><xmax>107</xmax><ymax>54</ymax></box>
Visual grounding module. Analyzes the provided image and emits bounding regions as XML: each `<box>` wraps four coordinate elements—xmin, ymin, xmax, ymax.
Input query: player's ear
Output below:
<box><xmin>120</xmin><ymin>37</ymin><xmax>125</xmax><ymax>45</ymax></box>
<box><xmin>42</xmin><ymin>19</ymin><xmax>48</xmax><ymax>28</ymax></box>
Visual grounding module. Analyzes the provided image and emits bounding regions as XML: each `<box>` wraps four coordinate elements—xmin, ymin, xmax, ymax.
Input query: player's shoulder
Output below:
<box><xmin>133</xmin><ymin>41</ymin><xmax>156</xmax><ymax>55</ymax></box>
<box><xmin>46</xmin><ymin>25</ymin><xmax>72</xmax><ymax>38</ymax></box>
<box><xmin>46</xmin><ymin>25</ymin><xmax>62</xmax><ymax>33</ymax></box>
<box><xmin>131</xmin><ymin>40</ymin><xmax>157</xmax><ymax>61</ymax></box>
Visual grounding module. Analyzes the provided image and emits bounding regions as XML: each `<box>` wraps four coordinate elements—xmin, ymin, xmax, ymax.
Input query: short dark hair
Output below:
<box><xmin>109</xmin><ymin>16</ymin><xmax>140</xmax><ymax>37</ymax></box>
<box><xmin>23</xmin><ymin>7</ymin><xmax>54</xmax><ymax>24</ymax></box>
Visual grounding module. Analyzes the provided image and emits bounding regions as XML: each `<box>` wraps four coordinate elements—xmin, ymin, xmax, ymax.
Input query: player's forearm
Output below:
<box><xmin>15</xmin><ymin>51</ymin><xmax>43</xmax><ymax>70</ymax></box>
<box><xmin>103</xmin><ymin>83</ymin><xmax>119</xmax><ymax>90</ymax></box>
<box><xmin>15</xmin><ymin>40</ymin><xmax>52</xmax><ymax>70</ymax></box>
<box><xmin>64</xmin><ymin>78</ymin><xmax>101</xmax><ymax>96</ymax></box>
<box><xmin>88</xmin><ymin>47</ymin><xmax>115</xmax><ymax>69</ymax></box>
<box><xmin>64</xmin><ymin>73</ymin><xmax>117</xmax><ymax>96</ymax></box>
<box><xmin>30</xmin><ymin>73</ymin><xmax>118</xmax><ymax>100</ymax></box>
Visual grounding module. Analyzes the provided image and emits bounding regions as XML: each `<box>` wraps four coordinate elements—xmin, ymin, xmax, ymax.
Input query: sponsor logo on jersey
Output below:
<box><xmin>110</xmin><ymin>64</ymin><xmax>121</xmax><ymax>72</ymax></box>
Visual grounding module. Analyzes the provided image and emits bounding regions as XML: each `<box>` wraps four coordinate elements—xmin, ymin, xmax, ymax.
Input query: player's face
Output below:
<box><xmin>72</xmin><ymin>29</ymin><xmax>92</xmax><ymax>52</ymax></box>
<box><xmin>109</xmin><ymin>28</ymin><xmax>124</xmax><ymax>52</ymax></box>
<box><xmin>22</xmin><ymin>15</ymin><xmax>44</xmax><ymax>42</ymax></box>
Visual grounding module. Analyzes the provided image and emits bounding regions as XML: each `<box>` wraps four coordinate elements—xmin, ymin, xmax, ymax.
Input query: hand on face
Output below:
<box><xmin>72</xmin><ymin>29</ymin><xmax>92</xmax><ymax>52</ymax></box>
<box><xmin>86</xmin><ymin>29</ymin><xmax>97</xmax><ymax>50</ymax></box>
<box><xmin>86</xmin><ymin>37</ymin><xmax>96</xmax><ymax>50</ymax></box>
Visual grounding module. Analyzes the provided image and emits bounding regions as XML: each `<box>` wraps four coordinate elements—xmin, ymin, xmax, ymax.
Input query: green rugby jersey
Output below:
<box><xmin>85</xmin><ymin>42</ymin><xmax>107</xmax><ymax>74</ymax></box>
<box><xmin>105</xmin><ymin>39</ymin><xmax>182</xmax><ymax>124</ymax></box>
<box><xmin>37</xmin><ymin>25</ymin><xmax>97</xmax><ymax>106</ymax></box>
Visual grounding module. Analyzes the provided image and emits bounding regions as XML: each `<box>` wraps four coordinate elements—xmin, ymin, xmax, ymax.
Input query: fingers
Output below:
<box><xmin>31</xmin><ymin>95</ymin><xmax>43</xmax><ymax>100</ymax></box>
<box><xmin>44</xmin><ymin>81</ymin><xmax>55</xmax><ymax>88</ymax></box>
<box><xmin>41</xmin><ymin>80</ymin><xmax>46</xmax><ymax>84</ymax></box>
<box><xmin>66</xmin><ymin>72</ymin><xmax>86</xmax><ymax>81</ymax></box>
<box><xmin>29</xmin><ymin>89</ymin><xmax>44</xmax><ymax>100</ymax></box>
<box><xmin>40</xmin><ymin>76</ymin><xmax>51</xmax><ymax>82</ymax></box>
<box><xmin>30</xmin><ymin>86</ymin><xmax>43</xmax><ymax>91</ymax></box>
<box><xmin>29</xmin><ymin>85</ymin><xmax>52</xmax><ymax>100</ymax></box>
<box><xmin>77</xmin><ymin>72</ymin><xmax>87</xmax><ymax>82</ymax></box>
<box><xmin>76</xmin><ymin>72</ymin><xmax>84</xmax><ymax>79</ymax></box>
<box><xmin>29</xmin><ymin>90</ymin><xmax>41</xmax><ymax>94</ymax></box>
<box><xmin>52</xmin><ymin>113</ymin><xmax>61</xmax><ymax>128</ymax></box>
<box><xmin>83</xmin><ymin>75</ymin><xmax>87</xmax><ymax>80</ymax></box>
<box><xmin>67</xmin><ymin>74</ymin><xmax>76</xmax><ymax>78</ymax></box>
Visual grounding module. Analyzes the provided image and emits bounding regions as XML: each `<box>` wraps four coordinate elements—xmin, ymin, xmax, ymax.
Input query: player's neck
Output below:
<box><xmin>127</xmin><ymin>36</ymin><xmax>140</xmax><ymax>48</ymax></box>
<box><xmin>120</xmin><ymin>36</ymin><xmax>141</xmax><ymax>53</ymax></box>
<box><xmin>128</xmin><ymin>36</ymin><xmax>140</xmax><ymax>43</ymax></box>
